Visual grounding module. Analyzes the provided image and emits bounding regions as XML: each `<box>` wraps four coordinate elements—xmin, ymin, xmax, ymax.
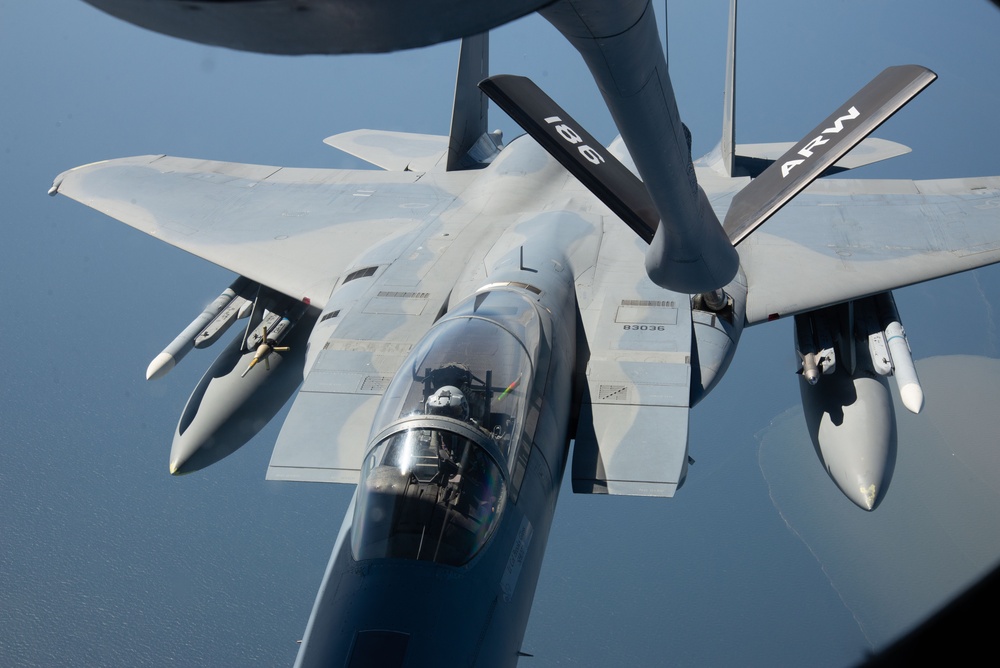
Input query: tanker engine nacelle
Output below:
<box><xmin>794</xmin><ymin>291</ymin><xmax>923</xmax><ymax>511</ymax></box>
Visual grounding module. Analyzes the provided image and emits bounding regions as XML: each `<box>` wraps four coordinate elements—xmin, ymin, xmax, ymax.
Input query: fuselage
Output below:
<box><xmin>126</xmin><ymin>132</ymin><xmax>745</xmax><ymax>665</ymax></box>
<box><xmin>295</xmin><ymin>138</ymin><xmax>586</xmax><ymax>667</ymax></box>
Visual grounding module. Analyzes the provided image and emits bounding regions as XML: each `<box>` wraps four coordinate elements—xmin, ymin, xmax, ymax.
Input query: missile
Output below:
<box><xmin>800</xmin><ymin>353</ymin><xmax>821</xmax><ymax>385</ymax></box>
<box><xmin>146</xmin><ymin>276</ymin><xmax>251</xmax><ymax>380</ymax></box>
<box><xmin>240</xmin><ymin>307</ymin><xmax>307</xmax><ymax>377</ymax></box>
<box><xmin>194</xmin><ymin>295</ymin><xmax>251</xmax><ymax>349</ymax></box>
<box><xmin>245</xmin><ymin>310</ymin><xmax>283</xmax><ymax>349</ymax></box>
<box><xmin>794</xmin><ymin>311</ymin><xmax>836</xmax><ymax>384</ymax></box>
<box><xmin>241</xmin><ymin>325</ymin><xmax>291</xmax><ymax>377</ymax></box>
<box><xmin>875</xmin><ymin>292</ymin><xmax>924</xmax><ymax>414</ymax></box>
<box><xmin>267</xmin><ymin>313</ymin><xmax>295</xmax><ymax>341</ymax></box>
<box><xmin>884</xmin><ymin>320</ymin><xmax>923</xmax><ymax>413</ymax></box>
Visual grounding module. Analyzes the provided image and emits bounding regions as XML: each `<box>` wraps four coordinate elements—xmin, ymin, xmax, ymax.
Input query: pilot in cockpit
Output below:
<box><xmin>426</xmin><ymin>385</ymin><xmax>470</xmax><ymax>422</ymax></box>
<box><xmin>411</xmin><ymin>385</ymin><xmax>467</xmax><ymax>485</ymax></box>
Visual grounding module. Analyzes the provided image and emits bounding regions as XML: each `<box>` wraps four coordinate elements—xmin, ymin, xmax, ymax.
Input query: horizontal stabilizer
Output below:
<box><xmin>479</xmin><ymin>74</ymin><xmax>658</xmax><ymax>243</ymax></box>
<box><xmin>734</xmin><ymin>137</ymin><xmax>911</xmax><ymax>177</ymax></box>
<box><xmin>324</xmin><ymin>130</ymin><xmax>448</xmax><ymax>171</ymax></box>
<box><xmin>724</xmin><ymin>65</ymin><xmax>936</xmax><ymax>245</ymax></box>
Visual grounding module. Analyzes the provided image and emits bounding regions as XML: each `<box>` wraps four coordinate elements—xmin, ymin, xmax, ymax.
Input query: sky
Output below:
<box><xmin>2</xmin><ymin>1</ymin><xmax>1000</xmax><ymax>666</ymax></box>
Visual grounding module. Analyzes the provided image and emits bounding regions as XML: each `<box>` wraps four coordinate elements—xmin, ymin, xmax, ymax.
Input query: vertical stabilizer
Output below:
<box><xmin>720</xmin><ymin>0</ymin><xmax>737</xmax><ymax>177</ymax></box>
<box><xmin>447</xmin><ymin>32</ymin><xmax>490</xmax><ymax>171</ymax></box>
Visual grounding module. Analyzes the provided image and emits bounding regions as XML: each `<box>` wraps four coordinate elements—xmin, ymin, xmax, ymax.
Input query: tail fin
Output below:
<box><xmin>720</xmin><ymin>0</ymin><xmax>738</xmax><ymax>177</ymax></box>
<box><xmin>447</xmin><ymin>32</ymin><xmax>495</xmax><ymax>171</ymax></box>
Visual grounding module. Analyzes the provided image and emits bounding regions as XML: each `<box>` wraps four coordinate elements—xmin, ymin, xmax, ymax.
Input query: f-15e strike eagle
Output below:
<box><xmin>51</xmin><ymin>0</ymin><xmax>1000</xmax><ymax>665</ymax></box>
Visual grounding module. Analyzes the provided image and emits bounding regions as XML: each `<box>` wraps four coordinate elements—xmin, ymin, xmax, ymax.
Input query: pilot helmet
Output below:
<box><xmin>427</xmin><ymin>385</ymin><xmax>469</xmax><ymax>420</ymax></box>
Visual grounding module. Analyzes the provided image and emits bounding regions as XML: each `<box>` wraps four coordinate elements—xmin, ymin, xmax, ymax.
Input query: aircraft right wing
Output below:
<box><xmin>737</xmin><ymin>176</ymin><xmax>1000</xmax><ymax>324</ymax></box>
<box><xmin>50</xmin><ymin>155</ymin><xmax>464</xmax><ymax>308</ymax></box>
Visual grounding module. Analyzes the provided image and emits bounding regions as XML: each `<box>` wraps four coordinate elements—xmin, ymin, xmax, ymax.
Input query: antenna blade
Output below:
<box><xmin>446</xmin><ymin>32</ymin><xmax>490</xmax><ymax>171</ymax></box>
<box><xmin>721</xmin><ymin>0</ymin><xmax>738</xmax><ymax>177</ymax></box>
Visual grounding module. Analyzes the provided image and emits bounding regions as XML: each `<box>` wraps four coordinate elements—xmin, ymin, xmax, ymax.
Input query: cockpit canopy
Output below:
<box><xmin>352</xmin><ymin>422</ymin><xmax>507</xmax><ymax>566</ymax></box>
<box><xmin>352</xmin><ymin>290</ymin><xmax>543</xmax><ymax>566</ymax></box>
<box><xmin>370</xmin><ymin>293</ymin><xmax>540</xmax><ymax>465</ymax></box>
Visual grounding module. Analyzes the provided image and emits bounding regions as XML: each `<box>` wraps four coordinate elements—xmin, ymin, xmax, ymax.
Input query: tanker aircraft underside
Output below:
<box><xmin>52</xmin><ymin>0</ymin><xmax>1000</xmax><ymax>665</ymax></box>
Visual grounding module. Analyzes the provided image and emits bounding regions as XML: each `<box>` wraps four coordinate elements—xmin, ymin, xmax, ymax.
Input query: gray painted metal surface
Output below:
<box><xmin>49</xmin><ymin>0</ymin><xmax>1000</xmax><ymax>664</ymax></box>
<box><xmin>53</xmin><ymin>79</ymin><xmax>1000</xmax><ymax>668</ymax></box>
<box><xmin>80</xmin><ymin>0</ymin><xmax>548</xmax><ymax>54</ymax></box>
<box><xmin>738</xmin><ymin>176</ymin><xmax>1000</xmax><ymax>324</ymax></box>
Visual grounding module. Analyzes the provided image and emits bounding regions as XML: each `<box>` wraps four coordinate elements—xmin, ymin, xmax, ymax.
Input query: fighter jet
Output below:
<box><xmin>49</xmin><ymin>0</ymin><xmax>1000</xmax><ymax>665</ymax></box>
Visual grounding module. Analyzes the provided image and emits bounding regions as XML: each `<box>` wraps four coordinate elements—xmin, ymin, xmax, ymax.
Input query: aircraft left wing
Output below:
<box><xmin>738</xmin><ymin>176</ymin><xmax>1000</xmax><ymax>324</ymax></box>
<box><xmin>50</xmin><ymin>155</ymin><xmax>462</xmax><ymax>308</ymax></box>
